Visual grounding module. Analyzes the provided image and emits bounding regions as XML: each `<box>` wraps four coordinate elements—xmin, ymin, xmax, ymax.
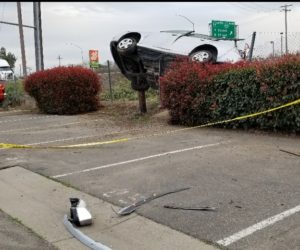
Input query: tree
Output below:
<box><xmin>0</xmin><ymin>47</ymin><xmax>17</xmax><ymax>68</ymax></box>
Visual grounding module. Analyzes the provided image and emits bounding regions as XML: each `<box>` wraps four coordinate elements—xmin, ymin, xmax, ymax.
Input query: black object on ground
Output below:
<box><xmin>163</xmin><ymin>205</ymin><xmax>217</xmax><ymax>211</ymax></box>
<box><xmin>118</xmin><ymin>187</ymin><xmax>191</xmax><ymax>216</ymax></box>
<box><xmin>279</xmin><ymin>149</ymin><xmax>300</xmax><ymax>157</ymax></box>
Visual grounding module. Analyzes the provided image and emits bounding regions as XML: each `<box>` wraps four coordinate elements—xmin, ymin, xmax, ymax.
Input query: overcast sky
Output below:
<box><xmin>1</xmin><ymin>2</ymin><xmax>300</xmax><ymax>75</ymax></box>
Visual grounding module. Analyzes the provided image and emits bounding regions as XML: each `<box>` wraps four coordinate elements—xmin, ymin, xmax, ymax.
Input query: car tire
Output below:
<box><xmin>117</xmin><ymin>37</ymin><xmax>137</xmax><ymax>55</ymax></box>
<box><xmin>131</xmin><ymin>76</ymin><xmax>150</xmax><ymax>91</ymax></box>
<box><xmin>189</xmin><ymin>50</ymin><xmax>214</xmax><ymax>63</ymax></box>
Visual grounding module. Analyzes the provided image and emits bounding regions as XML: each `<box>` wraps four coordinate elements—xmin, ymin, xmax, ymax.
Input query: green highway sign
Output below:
<box><xmin>211</xmin><ymin>20</ymin><xmax>236</xmax><ymax>39</ymax></box>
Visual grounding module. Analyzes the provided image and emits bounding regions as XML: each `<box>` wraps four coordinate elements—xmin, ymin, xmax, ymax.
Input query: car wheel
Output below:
<box><xmin>117</xmin><ymin>37</ymin><xmax>137</xmax><ymax>55</ymax></box>
<box><xmin>190</xmin><ymin>50</ymin><xmax>214</xmax><ymax>63</ymax></box>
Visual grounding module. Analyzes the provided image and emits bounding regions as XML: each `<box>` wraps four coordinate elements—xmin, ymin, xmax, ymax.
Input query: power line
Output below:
<box><xmin>240</xmin><ymin>3</ymin><xmax>266</xmax><ymax>12</ymax></box>
<box><xmin>246</xmin><ymin>3</ymin><xmax>278</xmax><ymax>12</ymax></box>
<box><xmin>238</xmin><ymin>12</ymin><xmax>273</xmax><ymax>26</ymax></box>
<box><xmin>232</xmin><ymin>3</ymin><xmax>257</xmax><ymax>13</ymax></box>
<box><xmin>0</xmin><ymin>2</ymin><xmax>6</xmax><ymax>32</ymax></box>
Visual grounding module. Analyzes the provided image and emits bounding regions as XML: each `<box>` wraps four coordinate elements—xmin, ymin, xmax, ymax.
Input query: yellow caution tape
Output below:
<box><xmin>0</xmin><ymin>138</ymin><xmax>131</xmax><ymax>149</ymax></box>
<box><xmin>1</xmin><ymin>98</ymin><xmax>299</xmax><ymax>149</ymax></box>
<box><xmin>0</xmin><ymin>143</ymin><xmax>32</xmax><ymax>149</ymax></box>
<box><xmin>171</xmin><ymin>98</ymin><xmax>300</xmax><ymax>131</ymax></box>
<box><xmin>55</xmin><ymin>138</ymin><xmax>131</xmax><ymax>148</ymax></box>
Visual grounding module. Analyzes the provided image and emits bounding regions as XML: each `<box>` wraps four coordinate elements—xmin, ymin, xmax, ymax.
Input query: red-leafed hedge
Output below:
<box><xmin>24</xmin><ymin>66</ymin><xmax>102</xmax><ymax>115</ymax></box>
<box><xmin>160</xmin><ymin>55</ymin><xmax>300</xmax><ymax>132</ymax></box>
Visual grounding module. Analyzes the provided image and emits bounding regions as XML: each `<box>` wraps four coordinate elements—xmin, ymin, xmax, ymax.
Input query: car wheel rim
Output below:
<box><xmin>192</xmin><ymin>51</ymin><xmax>210</xmax><ymax>62</ymax></box>
<box><xmin>118</xmin><ymin>38</ymin><xmax>134</xmax><ymax>50</ymax></box>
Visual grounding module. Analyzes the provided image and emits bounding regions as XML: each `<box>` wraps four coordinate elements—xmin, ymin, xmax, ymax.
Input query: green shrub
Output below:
<box><xmin>102</xmin><ymin>79</ymin><xmax>136</xmax><ymax>101</ymax></box>
<box><xmin>24</xmin><ymin>66</ymin><xmax>102</xmax><ymax>115</ymax></box>
<box><xmin>160</xmin><ymin>59</ymin><xmax>248</xmax><ymax>125</ymax></box>
<box><xmin>0</xmin><ymin>80</ymin><xmax>25</xmax><ymax>108</ymax></box>
<box><xmin>210</xmin><ymin>67</ymin><xmax>263</xmax><ymax>129</ymax></box>
<box><xmin>102</xmin><ymin>78</ymin><xmax>159</xmax><ymax>101</ymax></box>
<box><xmin>160</xmin><ymin>55</ymin><xmax>300</xmax><ymax>132</ymax></box>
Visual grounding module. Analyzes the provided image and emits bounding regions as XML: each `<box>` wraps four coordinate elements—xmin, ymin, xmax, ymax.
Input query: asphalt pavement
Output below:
<box><xmin>0</xmin><ymin>109</ymin><xmax>299</xmax><ymax>250</ymax></box>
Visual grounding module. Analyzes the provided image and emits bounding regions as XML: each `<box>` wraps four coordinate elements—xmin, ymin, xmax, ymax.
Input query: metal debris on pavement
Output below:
<box><xmin>163</xmin><ymin>205</ymin><xmax>217</xmax><ymax>211</ymax></box>
<box><xmin>63</xmin><ymin>215</ymin><xmax>112</xmax><ymax>250</ymax></box>
<box><xmin>279</xmin><ymin>149</ymin><xmax>300</xmax><ymax>157</ymax></box>
<box><xmin>117</xmin><ymin>187</ymin><xmax>191</xmax><ymax>216</ymax></box>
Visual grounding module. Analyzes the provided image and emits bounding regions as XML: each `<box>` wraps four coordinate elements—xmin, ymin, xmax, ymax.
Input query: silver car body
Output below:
<box><xmin>111</xmin><ymin>30</ymin><xmax>243</xmax><ymax>90</ymax></box>
<box><xmin>112</xmin><ymin>30</ymin><xmax>242</xmax><ymax>63</ymax></box>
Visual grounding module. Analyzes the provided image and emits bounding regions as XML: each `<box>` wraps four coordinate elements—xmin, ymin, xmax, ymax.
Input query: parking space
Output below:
<box><xmin>0</xmin><ymin>110</ymin><xmax>299</xmax><ymax>249</ymax></box>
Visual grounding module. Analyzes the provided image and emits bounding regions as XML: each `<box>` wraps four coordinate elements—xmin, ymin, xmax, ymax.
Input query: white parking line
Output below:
<box><xmin>25</xmin><ymin>135</ymin><xmax>101</xmax><ymax>146</ymax></box>
<box><xmin>52</xmin><ymin>141</ymin><xmax>227</xmax><ymax>178</ymax></box>
<box><xmin>0</xmin><ymin>121</ymin><xmax>82</xmax><ymax>133</ymax></box>
<box><xmin>217</xmin><ymin>204</ymin><xmax>300</xmax><ymax>246</ymax></box>
<box><xmin>0</xmin><ymin>115</ymin><xmax>57</xmax><ymax>124</ymax></box>
<box><xmin>0</xmin><ymin>119</ymin><xmax>105</xmax><ymax>133</ymax></box>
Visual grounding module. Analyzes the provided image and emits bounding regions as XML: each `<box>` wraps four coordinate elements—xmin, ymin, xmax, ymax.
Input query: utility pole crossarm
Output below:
<box><xmin>0</xmin><ymin>20</ymin><xmax>35</xmax><ymax>29</ymax></box>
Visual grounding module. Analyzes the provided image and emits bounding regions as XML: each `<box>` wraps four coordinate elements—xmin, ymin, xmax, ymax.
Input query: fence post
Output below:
<box><xmin>107</xmin><ymin>60</ymin><xmax>113</xmax><ymax>102</ymax></box>
<box><xmin>248</xmin><ymin>31</ymin><xmax>256</xmax><ymax>61</ymax></box>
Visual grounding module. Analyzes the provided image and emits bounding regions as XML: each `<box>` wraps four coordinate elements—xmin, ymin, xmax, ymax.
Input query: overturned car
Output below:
<box><xmin>110</xmin><ymin>30</ymin><xmax>244</xmax><ymax>91</ymax></box>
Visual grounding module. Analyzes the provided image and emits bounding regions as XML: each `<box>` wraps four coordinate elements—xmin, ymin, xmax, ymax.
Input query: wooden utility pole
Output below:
<box><xmin>57</xmin><ymin>55</ymin><xmax>63</xmax><ymax>66</ymax></box>
<box><xmin>17</xmin><ymin>2</ymin><xmax>27</xmax><ymax>77</ymax></box>
<box><xmin>33</xmin><ymin>2</ymin><xmax>44</xmax><ymax>71</ymax></box>
<box><xmin>280</xmin><ymin>4</ymin><xmax>292</xmax><ymax>54</ymax></box>
<box><xmin>138</xmin><ymin>91</ymin><xmax>147</xmax><ymax>113</ymax></box>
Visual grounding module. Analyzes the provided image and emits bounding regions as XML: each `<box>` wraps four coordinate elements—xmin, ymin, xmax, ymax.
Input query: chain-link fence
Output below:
<box><xmin>238</xmin><ymin>32</ymin><xmax>300</xmax><ymax>59</ymax></box>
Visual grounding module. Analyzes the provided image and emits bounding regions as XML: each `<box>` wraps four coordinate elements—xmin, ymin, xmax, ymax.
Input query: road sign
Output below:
<box><xmin>211</xmin><ymin>20</ymin><xmax>236</xmax><ymax>39</ymax></box>
<box><xmin>89</xmin><ymin>50</ymin><xmax>99</xmax><ymax>68</ymax></box>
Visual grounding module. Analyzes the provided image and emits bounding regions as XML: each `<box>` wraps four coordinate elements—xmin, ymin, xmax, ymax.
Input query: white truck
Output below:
<box><xmin>0</xmin><ymin>58</ymin><xmax>15</xmax><ymax>81</ymax></box>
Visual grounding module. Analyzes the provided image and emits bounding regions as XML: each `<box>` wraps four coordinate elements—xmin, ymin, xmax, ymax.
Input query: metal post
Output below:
<box><xmin>107</xmin><ymin>60</ymin><xmax>113</xmax><ymax>102</ymax></box>
<box><xmin>270</xmin><ymin>41</ymin><xmax>274</xmax><ymax>57</ymax></box>
<box><xmin>280</xmin><ymin>32</ymin><xmax>283</xmax><ymax>56</ymax></box>
<box><xmin>68</xmin><ymin>43</ymin><xmax>84</xmax><ymax>66</ymax></box>
<box><xmin>248</xmin><ymin>31</ymin><xmax>256</xmax><ymax>61</ymax></box>
<box><xmin>17</xmin><ymin>2</ymin><xmax>27</xmax><ymax>77</ymax></box>
<box><xmin>158</xmin><ymin>58</ymin><xmax>164</xmax><ymax>108</ymax></box>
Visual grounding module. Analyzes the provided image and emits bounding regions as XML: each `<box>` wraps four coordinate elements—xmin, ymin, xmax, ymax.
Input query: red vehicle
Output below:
<box><xmin>0</xmin><ymin>84</ymin><xmax>5</xmax><ymax>102</ymax></box>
